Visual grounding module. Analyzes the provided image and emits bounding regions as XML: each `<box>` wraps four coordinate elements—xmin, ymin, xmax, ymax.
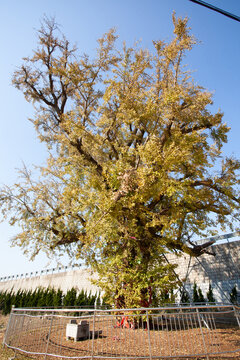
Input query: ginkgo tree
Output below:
<box><xmin>1</xmin><ymin>15</ymin><xmax>240</xmax><ymax>307</ymax></box>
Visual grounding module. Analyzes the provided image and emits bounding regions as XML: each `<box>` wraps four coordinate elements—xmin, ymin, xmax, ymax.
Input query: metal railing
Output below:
<box><xmin>0</xmin><ymin>264</ymin><xmax>81</xmax><ymax>282</ymax></box>
<box><xmin>3</xmin><ymin>304</ymin><xmax>240</xmax><ymax>359</ymax></box>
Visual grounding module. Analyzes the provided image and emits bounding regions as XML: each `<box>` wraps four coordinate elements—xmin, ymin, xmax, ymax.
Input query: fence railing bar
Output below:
<box><xmin>5</xmin><ymin>341</ymin><xmax>240</xmax><ymax>359</ymax></box>
<box><xmin>178</xmin><ymin>314</ymin><xmax>185</xmax><ymax>352</ymax></box>
<box><xmin>185</xmin><ymin>312</ymin><xmax>194</xmax><ymax>355</ymax></box>
<box><xmin>91</xmin><ymin>309</ymin><xmax>96</xmax><ymax>360</ymax></box>
<box><xmin>234</xmin><ymin>306</ymin><xmax>240</xmax><ymax>327</ymax></box>
<box><xmin>146</xmin><ymin>310</ymin><xmax>152</xmax><ymax>360</ymax></box>
<box><xmin>44</xmin><ymin>312</ymin><xmax>54</xmax><ymax>360</ymax></box>
<box><xmin>3</xmin><ymin>310</ymin><xmax>13</xmax><ymax>346</ymax></box>
<box><xmin>205</xmin><ymin>312</ymin><xmax>214</xmax><ymax>351</ymax></box>
<box><xmin>5</xmin><ymin>344</ymin><xmax>93</xmax><ymax>358</ymax></box>
<box><xmin>11</xmin><ymin>303</ymin><xmax>235</xmax><ymax>313</ymax></box>
<box><xmin>196</xmin><ymin>308</ymin><xmax>209</xmax><ymax>360</ymax></box>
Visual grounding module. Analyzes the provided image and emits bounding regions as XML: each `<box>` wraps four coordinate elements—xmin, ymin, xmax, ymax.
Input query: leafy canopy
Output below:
<box><xmin>1</xmin><ymin>15</ymin><xmax>240</xmax><ymax>307</ymax></box>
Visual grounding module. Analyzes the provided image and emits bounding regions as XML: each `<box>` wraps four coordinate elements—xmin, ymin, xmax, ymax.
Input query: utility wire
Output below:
<box><xmin>189</xmin><ymin>0</ymin><xmax>240</xmax><ymax>22</ymax></box>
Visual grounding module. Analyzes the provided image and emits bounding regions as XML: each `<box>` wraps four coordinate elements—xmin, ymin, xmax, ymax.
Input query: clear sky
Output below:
<box><xmin>0</xmin><ymin>0</ymin><xmax>240</xmax><ymax>277</ymax></box>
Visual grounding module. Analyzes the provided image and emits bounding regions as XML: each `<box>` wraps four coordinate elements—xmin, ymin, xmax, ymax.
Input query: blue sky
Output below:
<box><xmin>0</xmin><ymin>0</ymin><xmax>240</xmax><ymax>277</ymax></box>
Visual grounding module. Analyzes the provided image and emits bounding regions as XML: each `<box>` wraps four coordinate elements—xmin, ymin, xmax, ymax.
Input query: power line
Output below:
<box><xmin>189</xmin><ymin>0</ymin><xmax>240</xmax><ymax>22</ymax></box>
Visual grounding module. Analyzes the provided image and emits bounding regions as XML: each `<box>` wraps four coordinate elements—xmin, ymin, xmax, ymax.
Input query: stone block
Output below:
<box><xmin>66</xmin><ymin>320</ymin><xmax>89</xmax><ymax>341</ymax></box>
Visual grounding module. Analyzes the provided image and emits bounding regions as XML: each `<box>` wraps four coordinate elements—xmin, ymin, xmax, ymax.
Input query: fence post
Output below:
<box><xmin>146</xmin><ymin>310</ymin><xmax>152</xmax><ymax>360</ymax></box>
<box><xmin>196</xmin><ymin>308</ymin><xmax>209</xmax><ymax>360</ymax></box>
<box><xmin>44</xmin><ymin>312</ymin><xmax>54</xmax><ymax>360</ymax></box>
<box><xmin>91</xmin><ymin>309</ymin><xmax>96</xmax><ymax>360</ymax></box>
<box><xmin>2</xmin><ymin>306</ymin><xmax>14</xmax><ymax>346</ymax></box>
<box><xmin>233</xmin><ymin>305</ymin><xmax>240</xmax><ymax>327</ymax></box>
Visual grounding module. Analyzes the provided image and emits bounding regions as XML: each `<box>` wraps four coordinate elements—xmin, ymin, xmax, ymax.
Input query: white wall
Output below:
<box><xmin>0</xmin><ymin>268</ymin><xmax>99</xmax><ymax>294</ymax></box>
<box><xmin>167</xmin><ymin>240</ymin><xmax>240</xmax><ymax>302</ymax></box>
<box><xmin>1</xmin><ymin>241</ymin><xmax>239</xmax><ymax>303</ymax></box>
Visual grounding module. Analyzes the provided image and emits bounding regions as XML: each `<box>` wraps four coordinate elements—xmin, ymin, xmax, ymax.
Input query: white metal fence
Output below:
<box><xmin>3</xmin><ymin>304</ymin><xmax>240</xmax><ymax>359</ymax></box>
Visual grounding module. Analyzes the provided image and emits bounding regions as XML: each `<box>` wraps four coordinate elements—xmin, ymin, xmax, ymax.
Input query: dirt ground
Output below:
<box><xmin>0</xmin><ymin>314</ymin><xmax>27</xmax><ymax>359</ymax></box>
<box><xmin>1</xmin><ymin>313</ymin><xmax>240</xmax><ymax>360</ymax></box>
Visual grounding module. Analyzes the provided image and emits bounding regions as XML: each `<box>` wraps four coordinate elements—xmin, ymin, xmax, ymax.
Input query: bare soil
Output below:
<box><xmin>1</xmin><ymin>313</ymin><xmax>240</xmax><ymax>360</ymax></box>
<box><xmin>0</xmin><ymin>315</ymin><xmax>27</xmax><ymax>359</ymax></box>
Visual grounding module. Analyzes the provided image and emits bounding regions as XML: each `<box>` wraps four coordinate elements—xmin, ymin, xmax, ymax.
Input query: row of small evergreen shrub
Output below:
<box><xmin>0</xmin><ymin>287</ymin><xmax>101</xmax><ymax>315</ymax></box>
<box><xmin>180</xmin><ymin>283</ymin><xmax>238</xmax><ymax>305</ymax></box>
<box><xmin>0</xmin><ymin>284</ymin><xmax>238</xmax><ymax>315</ymax></box>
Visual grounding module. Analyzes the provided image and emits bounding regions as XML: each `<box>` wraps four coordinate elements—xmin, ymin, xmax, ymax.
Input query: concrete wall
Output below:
<box><xmin>167</xmin><ymin>240</ymin><xmax>240</xmax><ymax>302</ymax></box>
<box><xmin>0</xmin><ymin>241</ymin><xmax>239</xmax><ymax>303</ymax></box>
<box><xmin>0</xmin><ymin>268</ymin><xmax>99</xmax><ymax>294</ymax></box>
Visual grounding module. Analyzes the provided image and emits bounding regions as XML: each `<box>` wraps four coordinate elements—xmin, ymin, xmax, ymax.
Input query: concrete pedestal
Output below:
<box><xmin>66</xmin><ymin>320</ymin><xmax>89</xmax><ymax>341</ymax></box>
